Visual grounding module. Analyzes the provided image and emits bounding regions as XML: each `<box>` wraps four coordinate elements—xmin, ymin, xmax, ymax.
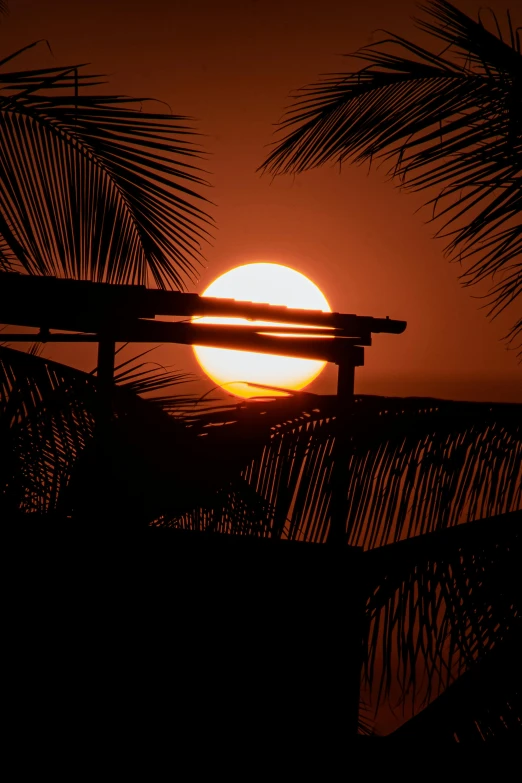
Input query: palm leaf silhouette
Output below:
<box><xmin>0</xmin><ymin>345</ymin><xmax>205</xmax><ymax>519</ymax></box>
<box><xmin>0</xmin><ymin>345</ymin><xmax>97</xmax><ymax>517</ymax></box>
<box><xmin>0</xmin><ymin>348</ymin><xmax>289</xmax><ymax>521</ymax></box>
<box><xmin>385</xmin><ymin>624</ymin><xmax>521</xmax><ymax>745</ymax></box>
<box><xmin>364</xmin><ymin>511</ymin><xmax>520</xmax><ymax>720</ymax></box>
<box><xmin>159</xmin><ymin>395</ymin><xmax>521</xmax><ymax>542</ymax></box>
<box><xmin>149</xmin><ymin>394</ymin><xmax>521</xmax><ymax>731</ymax></box>
<box><xmin>260</xmin><ymin>0</ymin><xmax>522</xmax><ymax>353</ymax></box>
<box><xmin>0</xmin><ymin>44</ymin><xmax>214</xmax><ymax>288</ymax></box>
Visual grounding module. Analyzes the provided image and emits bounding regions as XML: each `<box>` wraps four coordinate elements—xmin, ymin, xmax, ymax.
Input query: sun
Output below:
<box><xmin>192</xmin><ymin>262</ymin><xmax>331</xmax><ymax>399</ymax></box>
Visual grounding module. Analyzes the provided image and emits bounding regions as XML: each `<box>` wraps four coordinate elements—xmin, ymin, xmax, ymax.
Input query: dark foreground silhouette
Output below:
<box><xmin>2</xmin><ymin>340</ymin><xmax>520</xmax><ymax>745</ymax></box>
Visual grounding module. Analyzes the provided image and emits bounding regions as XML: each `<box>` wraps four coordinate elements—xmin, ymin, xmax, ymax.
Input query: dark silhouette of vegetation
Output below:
<box><xmin>0</xmin><ymin>42</ymin><xmax>214</xmax><ymax>287</ymax></box>
<box><xmin>0</xmin><ymin>1</ymin><xmax>520</xmax><ymax>745</ymax></box>
<box><xmin>254</xmin><ymin>0</ymin><xmax>521</xmax><ymax>739</ymax></box>
<box><xmin>386</xmin><ymin>622</ymin><xmax>521</xmax><ymax>744</ymax></box>
<box><xmin>260</xmin><ymin>0</ymin><xmax>522</xmax><ymax>357</ymax></box>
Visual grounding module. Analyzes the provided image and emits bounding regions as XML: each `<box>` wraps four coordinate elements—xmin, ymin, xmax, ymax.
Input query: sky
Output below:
<box><xmin>3</xmin><ymin>0</ymin><xmax>521</xmax><ymax>403</ymax></box>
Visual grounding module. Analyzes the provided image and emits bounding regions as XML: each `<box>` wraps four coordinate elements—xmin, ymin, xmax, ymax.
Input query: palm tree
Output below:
<box><xmin>260</xmin><ymin>0</ymin><xmax>522</xmax><ymax>357</ymax></box>
<box><xmin>1</xmin><ymin>7</ymin><xmax>520</xmax><ymax>745</ymax></box>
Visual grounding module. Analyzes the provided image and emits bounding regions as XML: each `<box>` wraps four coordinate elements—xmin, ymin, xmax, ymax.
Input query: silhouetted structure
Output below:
<box><xmin>0</xmin><ymin>271</ymin><xmax>406</xmax><ymax>392</ymax></box>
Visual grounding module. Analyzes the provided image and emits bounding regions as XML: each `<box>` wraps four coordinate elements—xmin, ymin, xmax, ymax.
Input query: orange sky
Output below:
<box><xmin>4</xmin><ymin>0</ymin><xmax>520</xmax><ymax>402</ymax></box>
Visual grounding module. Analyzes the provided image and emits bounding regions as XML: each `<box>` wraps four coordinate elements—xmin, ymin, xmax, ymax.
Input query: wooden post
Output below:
<box><xmin>328</xmin><ymin>346</ymin><xmax>364</xmax><ymax>546</ymax></box>
<box><xmin>328</xmin><ymin>360</ymin><xmax>355</xmax><ymax>547</ymax></box>
<box><xmin>336</xmin><ymin>361</ymin><xmax>355</xmax><ymax>399</ymax></box>
<box><xmin>96</xmin><ymin>336</ymin><xmax>115</xmax><ymax>431</ymax></box>
<box><xmin>327</xmin><ymin>351</ymin><xmax>365</xmax><ymax>740</ymax></box>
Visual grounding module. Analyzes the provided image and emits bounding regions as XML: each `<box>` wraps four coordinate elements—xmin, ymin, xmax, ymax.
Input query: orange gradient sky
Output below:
<box><xmin>4</xmin><ymin>0</ymin><xmax>520</xmax><ymax>402</ymax></box>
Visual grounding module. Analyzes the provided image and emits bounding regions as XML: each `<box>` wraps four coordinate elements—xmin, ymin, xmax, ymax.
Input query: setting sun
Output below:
<box><xmin>192</xmin><ymin>263</ymin><xmax>331</xmax><ymax>398</ymax></box>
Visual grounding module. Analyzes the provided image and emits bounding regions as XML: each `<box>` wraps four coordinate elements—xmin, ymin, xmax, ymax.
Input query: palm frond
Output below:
<box><xmin>259</xmin><ymin>0</ymin><xmax>522</xmax><ymax>352</ymax></box>
<box><xmin>0</xmin><ymin>48</ymin><xmax>214</xmax><ymax>288</ymax></box>
<box><xmin>386</xmin><ymin>625</ymin><xmax>522</xmax><ymax>745</ymax></box>
<box><xmin>0</xmin><ymin>345</ymin><xmax>296</xmax><ymax>521</ymax></box>
<box><xmin>107</xmin><ymin>347</ymin><xmax>198</xmax><ymax>412</ymax></box>
<box><xmin>0</xmin><ymin>345</ymin><xmax>97</xmax><ymax>515</ymax></box>
<box><xmin>159</xmin><ymin>395</ymin><xmax>522</xmax><ymax>546</ymax></box>
<box><xmin>5</xmin><ymin>348</ymin><xmax>520</xmax><ymax>547</ymax></box>
<box><xmin>363</xmin><ymin>511</ymin><xmax>520</xmax><ymax>718</ymax></box>
<box><xmin>0</xmin><ymin>345</ymin><xmax>207</xmax><ymax>518</ymax></box>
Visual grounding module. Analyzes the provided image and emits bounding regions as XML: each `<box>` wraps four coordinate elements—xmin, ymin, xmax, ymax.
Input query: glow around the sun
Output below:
<box><xmin>192</xmin><ymin>262</ymin><xmax>331</xmax><ymax>399</ymax></box>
